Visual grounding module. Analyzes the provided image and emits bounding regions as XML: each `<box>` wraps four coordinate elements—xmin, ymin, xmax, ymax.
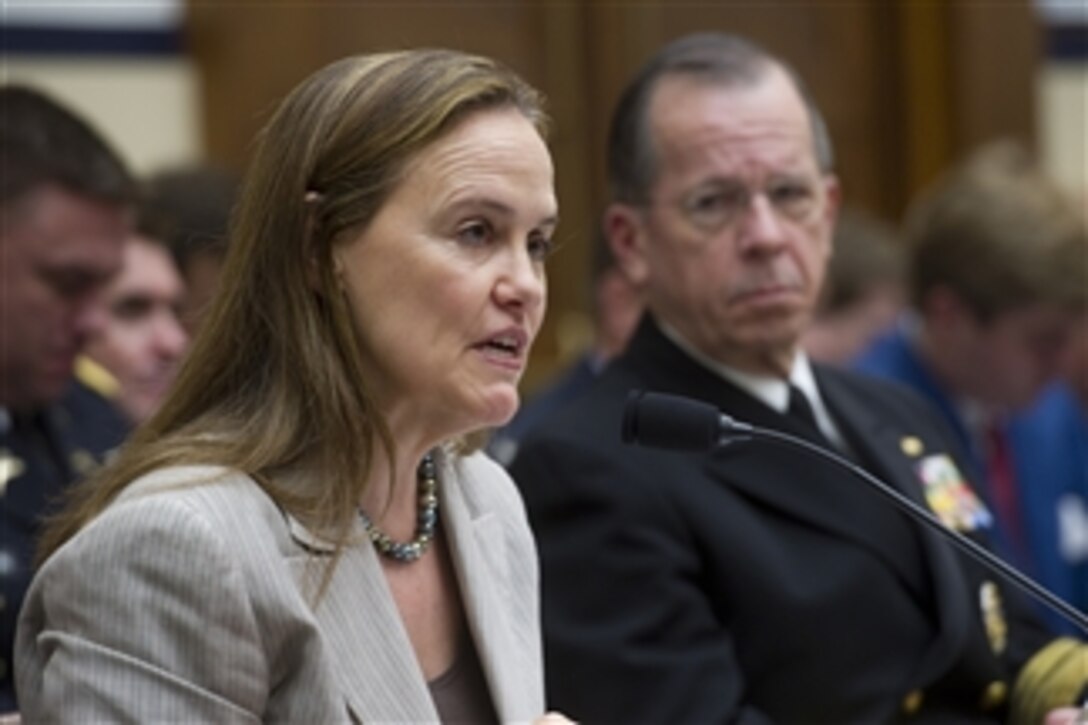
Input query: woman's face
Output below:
<box><xmin>336</xmin><ymin>107</ymin><xmax>557</xmax><ymax>441</ymax></box>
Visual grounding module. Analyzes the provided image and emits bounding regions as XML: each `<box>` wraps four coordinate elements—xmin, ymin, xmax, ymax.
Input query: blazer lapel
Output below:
<box><xmin>622</xmin><ymin>318</ymin><xmax>971</xmax><ymax>686</ymax></box>
<box><xmin>701</xmin><ymin>388</ymin><xmax>916</xmax><ymax>577</ymax></box>
<box><xmin>817</xmin><ymin>369</ymin><xmax>970</xmax><ymax>681</ymax></box>
<box><xmin>283</xmin><ymin>515</ymin><xmax>437</xmax><ymax>723</ymax></box>
<box><xmin>439</xmin><ymin>453</ymin><xmax>525</xmax><ymax>721</ymax></box>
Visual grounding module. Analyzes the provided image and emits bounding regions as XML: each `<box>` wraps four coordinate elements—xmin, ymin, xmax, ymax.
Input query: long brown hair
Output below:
<box><xmin>39</xmin><ymin>49</ymin><xmax>548</xmax><ymax>563</ymax></box>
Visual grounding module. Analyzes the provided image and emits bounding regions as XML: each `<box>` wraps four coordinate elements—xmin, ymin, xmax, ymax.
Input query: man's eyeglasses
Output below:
<box><xmin>657</xmin><ymin>176</ymin><xmax>824</xmax><ymax>233</ymax></box>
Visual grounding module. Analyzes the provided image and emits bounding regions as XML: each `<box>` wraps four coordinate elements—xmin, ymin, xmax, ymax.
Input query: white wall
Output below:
<box><xmin>2</xmin><ymin>3</ymin><xmax>1083</xmax><ymax>196</ymax></box>
<box><xmin>1038</xmin><ymin>64</ymin><xmax>1088</xmax><ymax>199</ymax></box>
<box><xmin>3</xmin><ymin>57</ymin><xmax>202</xmax><ymax>175</ymax></box>
<box><xmin>2</xmin><ymin>0</ymin><xmax>199</xmax><ymax>175</ymax></box>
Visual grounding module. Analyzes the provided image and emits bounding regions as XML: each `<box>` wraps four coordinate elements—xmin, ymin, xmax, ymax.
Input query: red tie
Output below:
<box><xmin>985</xmin><ymin>424</ymin><xmax>1024</xmax><ymax>557</ymax></box>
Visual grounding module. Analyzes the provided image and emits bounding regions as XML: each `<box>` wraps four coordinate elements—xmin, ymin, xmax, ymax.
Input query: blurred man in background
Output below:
<box><xmin>802</xmin><ymin>205</ymin><xmax>905</xmax><ymax>366</ymax></box>
<box><xmin>511</xmin><ymin>34</ymin><xmax>1083</xmax><ymax>724</ymax></box>
<box><xmin>1008</xmin><ymin>311</ymin><xmax>1088</xmax><ymax>633</ymax></box>
<box><xmin>856</xmin><ymin>140</ymin><xmax>1088</xmax><ymax>632</ymax></box>
<box><xmin>144</xmin><ymin>165</ymin><xmax>239</xmax><ymax>334</ymax></box>
<box><xmin>82</xmin><ymin>204</ymin><xmax>189</xmax><ymax>425</ymax></box>
<box><xmin>0</xmin><ymin>85</ymin><xmax>134</xmax><ymax>710</ymax></box>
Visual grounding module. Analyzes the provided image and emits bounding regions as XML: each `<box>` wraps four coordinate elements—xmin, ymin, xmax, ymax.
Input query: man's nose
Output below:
<box><xmin>736</xmin><ymin>194</ymin><xmax>789</xmax><ymax>254</ymax></box>
<box><xmin>152</xmin><ymin>311</ymin><xmax>189</xmax><ymax>359</ymax></box>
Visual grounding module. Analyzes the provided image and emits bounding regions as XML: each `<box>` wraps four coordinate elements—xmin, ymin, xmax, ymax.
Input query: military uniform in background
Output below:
<box><xmin>0</xmin><ymin>372</ymin><xmax>128</xmax><ymax>710</ymax></box>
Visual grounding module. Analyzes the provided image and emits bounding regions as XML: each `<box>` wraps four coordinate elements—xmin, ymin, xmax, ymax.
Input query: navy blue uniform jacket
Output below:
<box><xmin>0</xmin><ymin>381</ymin><xmax>128</xmax><ymax>710</ymax></box>
<box><xmin>510</xmin><ymin>316</ymin><xmax>1054</xmax><ymax>724</ymax></box>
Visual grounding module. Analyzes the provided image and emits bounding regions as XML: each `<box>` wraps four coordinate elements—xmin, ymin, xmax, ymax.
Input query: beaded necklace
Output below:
<box><xmin>358</xmin><ymin>452</ymin><xmax>439</xmax><ymax>563</ymax></box>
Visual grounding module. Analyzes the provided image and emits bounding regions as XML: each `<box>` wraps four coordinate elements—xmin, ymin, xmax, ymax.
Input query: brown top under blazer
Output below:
<box><xmin>15</xmin><ymin>450</ymin><xmax>544</xmax><ymax>723</ymax></box>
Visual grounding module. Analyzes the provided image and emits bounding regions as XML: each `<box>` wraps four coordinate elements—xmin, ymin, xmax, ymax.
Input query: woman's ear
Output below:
<box><xmin>305</xmin><ymin>246</ymin><xmax>325</xmax><ymax>293</ymax></box>
<box><xmin>308</xmin><ymin>249</ymin><xmax>346</xmax><ymax>296</ymax></box>
<box><xmin>304</xmin><ymin>191</ymin><xmax>330</xmax><ymax>292</ymax></box>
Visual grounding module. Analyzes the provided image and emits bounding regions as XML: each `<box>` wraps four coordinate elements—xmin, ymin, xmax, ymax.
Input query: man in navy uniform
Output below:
<box><xmin>0</xmin><ymin>86</ymin><xmax>134</xmax><ymax>710</ymax></box>
<box><xmin>510</xmin><ymin>33</ymin><xmax>1086</xmax><ymax>723</ymax></box>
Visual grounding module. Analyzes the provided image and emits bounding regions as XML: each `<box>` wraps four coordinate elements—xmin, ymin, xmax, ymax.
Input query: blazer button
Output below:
<box><xmin>980</xmin><ymin>680</ymin><xmax>1007</xmax><ymax>710</ymax></box>
<box><xmin>901</xmin><ymin>689</ymin><xmax>924</xmax><ymax>715</ymax></box>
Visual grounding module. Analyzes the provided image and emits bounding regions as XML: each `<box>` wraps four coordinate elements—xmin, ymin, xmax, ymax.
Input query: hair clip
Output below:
<box><xmin>304</xmin><ymin>190</ymin><xmax>324</xmax><ymax>204</ymax></box>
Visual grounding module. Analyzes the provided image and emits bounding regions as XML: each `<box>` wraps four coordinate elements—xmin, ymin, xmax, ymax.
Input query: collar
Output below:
<box><xmin>658</xmin><ymin>317</ymin><xmax>803</xmax><ymax>411</ymax></box>
<box><xmin>657</xmin><ymin>317</ymin><xmax>845</xmax><ymax>446</ymax></box>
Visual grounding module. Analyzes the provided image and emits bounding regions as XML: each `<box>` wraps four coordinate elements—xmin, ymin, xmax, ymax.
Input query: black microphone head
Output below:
<box><xmin>622</xmin><ymin>390</ymin><xmax>721</xmax><ymax>451</ymax></box>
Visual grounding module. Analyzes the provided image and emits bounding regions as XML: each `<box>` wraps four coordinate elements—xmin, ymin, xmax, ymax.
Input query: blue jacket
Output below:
<box><xmin>855</xmin><ymin>326</ymin><xmax>1088</xmax><ymax>634</ymax></box>
<box><xmin>1009</xmin><ymin>383</ymin><xmax>1088</xmax><ymax>630</ymax></box>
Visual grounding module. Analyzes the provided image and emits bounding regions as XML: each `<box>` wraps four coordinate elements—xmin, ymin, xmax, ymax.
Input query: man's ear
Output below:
<box><xmin>604</xmin><ymin>202</ymin><xmax>651</xmax><ymax>288</ymax></box>
<box><xmin>820</xmin><ymin>174</ymin><xmax>842</xmax><ymax>261</ymax></box>
<box><xmin>822</xmin><ymin>174</ymin><xmax>842</xmax><ymax>229</ymax></box>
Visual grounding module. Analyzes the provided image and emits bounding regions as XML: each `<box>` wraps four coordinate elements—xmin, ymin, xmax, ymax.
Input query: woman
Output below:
<box><xmin>16</xmin><ymin>49</ymin><xmax>562</xmax><ymax>723</ymax></box>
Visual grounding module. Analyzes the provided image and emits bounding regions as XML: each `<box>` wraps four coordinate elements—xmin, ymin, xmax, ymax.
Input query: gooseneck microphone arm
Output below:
<box><xmin>622</xmin><ymin>390</ymin><xmax>1088</xmax><ymax>634</ymax></box>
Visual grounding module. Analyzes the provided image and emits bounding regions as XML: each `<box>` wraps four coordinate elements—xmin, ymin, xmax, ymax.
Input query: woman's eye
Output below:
<box><xmin>457</xmin><ymin>221</ymin><xmax>491</xmax><ymax>246</ymax></box>
<box><xmin>527</xmin><ymin>235</ymin><xmax>556</xmax><ymax>262</ymax></box>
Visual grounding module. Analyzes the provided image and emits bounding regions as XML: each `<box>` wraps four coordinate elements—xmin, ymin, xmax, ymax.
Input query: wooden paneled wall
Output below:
<box><xmin>187</xmin><ymin>0</ymin><xmax>1039</xmax><ymax>387</ymax></box>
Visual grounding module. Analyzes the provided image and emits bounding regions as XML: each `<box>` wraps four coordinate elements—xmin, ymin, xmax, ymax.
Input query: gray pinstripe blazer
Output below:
<box><xmin>15</xmin><ymin>451</ymin><xmax>544</xmax><ymax>723</ymax></box>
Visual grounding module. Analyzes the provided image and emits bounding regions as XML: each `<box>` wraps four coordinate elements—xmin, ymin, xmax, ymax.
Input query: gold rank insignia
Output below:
<box><xmin>0</xmin><ymin>448</ymin><xmax>27</xmax><ymax>496</ymax></box>
<box><xmin>69</xmin><ymin>449</ymin><xmax>99</xmax><ymax>477</ymax></box>
<box><xmin>979</xmin><ymin>581</ymin><xmax>1008</xmax><ymax>654</ymax></box>
<box><xmin>900</xmin><ymin>436</ymin><xmax>924</xmax><ymax>457</ymax></box>
<box><xmin>916</xmin><ymin>453</ymin><xmax>994</xmax><ymax>532</ymax></box>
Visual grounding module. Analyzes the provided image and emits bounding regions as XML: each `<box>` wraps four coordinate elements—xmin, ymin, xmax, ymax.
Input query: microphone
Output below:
<box><xmin>623</xmin><ymin>389</ymin><xmax>754</xmax><ymax>450</ymax></box>
<box><xmin>622</xmin><ymin>389</ymin><xmax>1088</xmax><ymax>634</ymax></box>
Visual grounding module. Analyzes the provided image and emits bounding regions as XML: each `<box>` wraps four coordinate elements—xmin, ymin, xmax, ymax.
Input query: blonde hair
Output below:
<box><xmin>907</xmin><ymin>140</ymin><xmax>1087</xmax><ymax>322</ymax></box>
<box><xmin>39</xmin><ymin>49</ymin><xmax>548</xmax><ymax>563</ymax></box>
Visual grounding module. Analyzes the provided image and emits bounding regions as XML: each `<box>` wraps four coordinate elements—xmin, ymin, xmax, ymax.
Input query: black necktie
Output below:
<box><xmin>787</xmin><ymin>385</ymin><xmax>823</xmax><ymax>435</ymax></box>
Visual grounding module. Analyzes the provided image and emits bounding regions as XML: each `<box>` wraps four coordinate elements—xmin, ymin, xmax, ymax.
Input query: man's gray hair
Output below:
<box><xmin>607</xmin><ymin>32</ymin><xmax>835</xmax><ymax>205</ymax></box>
